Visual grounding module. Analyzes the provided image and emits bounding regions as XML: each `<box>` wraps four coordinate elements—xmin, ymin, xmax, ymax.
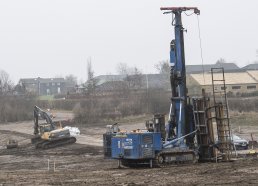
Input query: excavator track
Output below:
<box><xmin>153</xmin><ymin>149</ymin><xmax>198</xmax><ymax>168</ymax></box>
<box><xmin>35</xmin><ymin>137</ymin><xmax>76</xmax><ymax>149</ymax></box>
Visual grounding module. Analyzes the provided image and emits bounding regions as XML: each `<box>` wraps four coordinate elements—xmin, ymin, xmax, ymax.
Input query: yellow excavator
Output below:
<box><xmin>31</xmin><ymin>106</ymin><xmax>76</xmax><ymax>149</ymax></box>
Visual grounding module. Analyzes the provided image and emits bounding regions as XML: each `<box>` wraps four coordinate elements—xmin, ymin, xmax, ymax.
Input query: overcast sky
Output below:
<box><xmin>0</xmin><ymin>0</ymin><xmax>258</xmax><ymax>83</ymax></box>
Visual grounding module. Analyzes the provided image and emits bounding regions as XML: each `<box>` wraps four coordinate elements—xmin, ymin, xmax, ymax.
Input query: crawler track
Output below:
<box><xmin>117</xmin><ymin>149</ymin><xmax>198</xmax><ymax>168</ymax></box>
<box><xmin>32</xmin><ymin>137</ymin><xmax>76</xmax><ymax>149</ymax></box>
<box><xmin>36</xmin><ymin>137</ymin><xmax>76</xmax><ymax>149</ymax></box>
<box><xmin>154</xmin><ymin>149</ymin><xmax>198</xmax><ymax>167</ymax></box>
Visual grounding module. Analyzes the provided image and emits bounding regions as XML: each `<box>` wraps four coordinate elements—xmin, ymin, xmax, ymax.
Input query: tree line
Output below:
<box><xmin>2</xmin><ymin>58</ymin><xmax>257</xmax><ymax>124</ymax></box>
<box><xmin>0</xmin><ymin>61</ymin><xmax>169</xmax><ymax>123</ymax></box>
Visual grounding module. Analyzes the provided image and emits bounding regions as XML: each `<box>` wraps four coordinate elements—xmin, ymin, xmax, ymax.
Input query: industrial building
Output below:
<box><xmin>187</xmin><ymin>70</ymin><xmax>258</xmax><ymax>96</ymax></box>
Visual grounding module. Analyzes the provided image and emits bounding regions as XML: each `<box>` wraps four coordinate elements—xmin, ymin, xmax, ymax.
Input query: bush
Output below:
<box><xmin>72</xmin><ymin>89</ymin><xmax>170</xmax><ymax>124</ymax></box>
<box><xmin>73</xmin><ymin>99</ymin><xmax>103</xmax><ymax>123</ymax></box>
<box><xmin>0</xmin><ymin>95</ymin><xmax>36</xmax><ymax>123</ymax></box>
<box><xmin>0</xmin><ymin>95</ymin><xmax>79</xmax><ymax>123</ymax></box>
<box><xmin>228</xmin><ymin>98</ymin><xmax>258</xmax><ymax>112</ymax></box>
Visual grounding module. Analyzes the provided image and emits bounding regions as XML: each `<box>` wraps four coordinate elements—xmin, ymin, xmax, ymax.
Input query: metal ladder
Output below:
<box><xmin>211</xmin><ymin>68</ymin><xmax>232</xmax><ymax>161</ymax></box>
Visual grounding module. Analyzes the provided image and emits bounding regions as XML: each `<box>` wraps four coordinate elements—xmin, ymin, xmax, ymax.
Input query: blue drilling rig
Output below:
<box><xmin>103</xmin><ymin>7</ymin><xmax>221</xmax><ymax>167</ymax></box>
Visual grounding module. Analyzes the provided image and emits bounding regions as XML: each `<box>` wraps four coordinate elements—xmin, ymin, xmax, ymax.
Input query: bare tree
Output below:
<box><xmin>155</xmin><ymin>60</ymin><xmax>170</xmax><ymax>75</ymax></box>
<box><xmin>14</xmin><ymin>83</ymin><xmax>26</xmax><ymax>95</ymax></box>
<box><xmin>64</xmin><ymin>74</ymin><xmax>77</xmax><ymax>94</ymax></box>
<box><xmin>117</xmin><ymin>62</ymin><xmax>129</xmax><ymax>75</ymax></box>
<box><xmin>116</xmin><ymin>62</ymin><xmax>135</xmax><ymax>76</ymax></box>
<box><xmin>124</xmin><ymin>67</ymin><xmax>143</xmax><ymax>89</ymax></box>
<box><xmin>65</xmin><ymin>74</ymin><xmax>77</xmax><ymax>85</ymax></box>
<box><xmin>216</xmin><ymin>58</ymin><xmax>226</xmax><ymax>64</ymax></box>
<box><xmin>85</xmin><ymin>59</ymin><xmax>98</xmax><ymax>95</ymax></box>
<box><xmin>0</xmin><ymin>70</ymin><xmax>13</xmax><ymax>95</ymax></box>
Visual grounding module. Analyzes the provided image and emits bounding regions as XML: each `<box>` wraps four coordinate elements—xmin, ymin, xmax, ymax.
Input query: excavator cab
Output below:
<box><xmin>39</xmin><ymin>124</ymin><xmax>52</xmax><ymax>133</ymax></box>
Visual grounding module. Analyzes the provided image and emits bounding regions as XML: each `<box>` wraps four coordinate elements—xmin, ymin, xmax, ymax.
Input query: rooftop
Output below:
<box><xmin>191</xmin><ymin>72</ymin><xmax>257</xmax><ymax>86</ymax></box>
<box><xmin>186</xmin><ymin>62</ymin><xmax>239</xmax><ymax>74</ymax></box>
<box><xmin>242</xmin><ymin>63</ymin><xmax>258</xmax><ymax>70</ymax></box>
<box><xmin>19</xmin><ymin>78</ymin><xmax>66</xmax><ymax>84</ymax></box>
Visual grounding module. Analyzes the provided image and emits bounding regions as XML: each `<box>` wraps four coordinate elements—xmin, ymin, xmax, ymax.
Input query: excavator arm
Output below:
<box><xmin>33</xmin><ymin>106</ymin><xmax>55</xmax><ymax>135</ymax></box>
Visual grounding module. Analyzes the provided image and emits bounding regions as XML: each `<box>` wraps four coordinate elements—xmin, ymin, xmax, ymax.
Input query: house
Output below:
<box><xmin>141</xmin><ymin>74</ymin><xmax>170</xmax><ymax>90</ymax></box>
<box><xmin>94</xmin><ymin>74</ymin><xmax>170</xmax><ymax>93</ymax></box>
<box><xmin>94</xmin><ymin>75</ymin><xmax>126</xmax><ymax>86</ymax></box>
<box><xmin>18</xmin><ymin>77</ymin><xmax>67</xmax><ymax>95</ymax></box>
<box><xmin>94</xmin><ymin>74</ymin><xmax>170</xmax><ymax>90</ymax></box>
<box><xmin>95</xmin><ymin>81</ymin><xmax>128</xmax><ymax>96</ymax></box>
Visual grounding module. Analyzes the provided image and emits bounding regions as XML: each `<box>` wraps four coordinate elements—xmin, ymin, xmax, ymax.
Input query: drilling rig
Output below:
<box><xmin>103</xmin><ymin>7</ymin><xmax>232</xmax><ymax>167</ymax></box>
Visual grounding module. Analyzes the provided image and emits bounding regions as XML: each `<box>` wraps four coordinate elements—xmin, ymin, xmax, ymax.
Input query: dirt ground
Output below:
<box><xmin>1</xmin><ymin>112</ymin><xmax>258</xmax><ymax>185</ymax></box>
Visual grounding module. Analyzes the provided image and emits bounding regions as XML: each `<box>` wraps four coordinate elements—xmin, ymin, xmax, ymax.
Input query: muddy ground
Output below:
<box><xmin>1</xmin><ymin>112</ymin><xmax>258</xmax><ymax>185</ymax></box>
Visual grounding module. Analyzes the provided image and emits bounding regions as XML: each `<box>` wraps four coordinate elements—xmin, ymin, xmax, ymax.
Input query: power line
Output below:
<box><xmin>197</xmin><ymin>15</ymin><xmax>206</xmax><ymax>85</ymax></box>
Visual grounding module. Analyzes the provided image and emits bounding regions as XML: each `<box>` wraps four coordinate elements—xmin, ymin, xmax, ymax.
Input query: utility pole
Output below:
<box><xmin>38</xmin><ymin>77</ymin><xmax>41</xmax><ymax>96</ymax></box>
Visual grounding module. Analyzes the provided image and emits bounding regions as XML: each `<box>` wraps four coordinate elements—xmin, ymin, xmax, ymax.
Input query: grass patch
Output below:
<box><xmin>230</xmin><ymin>112</ymin><xmax>258</xmax><ymax>126</ymax></box>
<box><xmin>38</xmin><ymin>95</ymin><xmax>54</xmax><ymax>101</ymax></box>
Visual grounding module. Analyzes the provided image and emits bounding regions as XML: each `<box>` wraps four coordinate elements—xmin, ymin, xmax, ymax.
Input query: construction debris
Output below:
<box><xmin>6</xmin><ymin>139</ymin><xmax>18</xmax><ymax>149</ymax></box>
<box><xmin>63</xmin><ymin>126</ymin><xmax>80</xmax><ymax>137</ymax></box>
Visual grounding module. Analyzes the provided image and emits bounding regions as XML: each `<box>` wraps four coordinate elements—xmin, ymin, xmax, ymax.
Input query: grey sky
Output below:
<box><xmin>0</xmin><ymin>0</ymin><xmax>258</xmax><ymax>83</ymax></box>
